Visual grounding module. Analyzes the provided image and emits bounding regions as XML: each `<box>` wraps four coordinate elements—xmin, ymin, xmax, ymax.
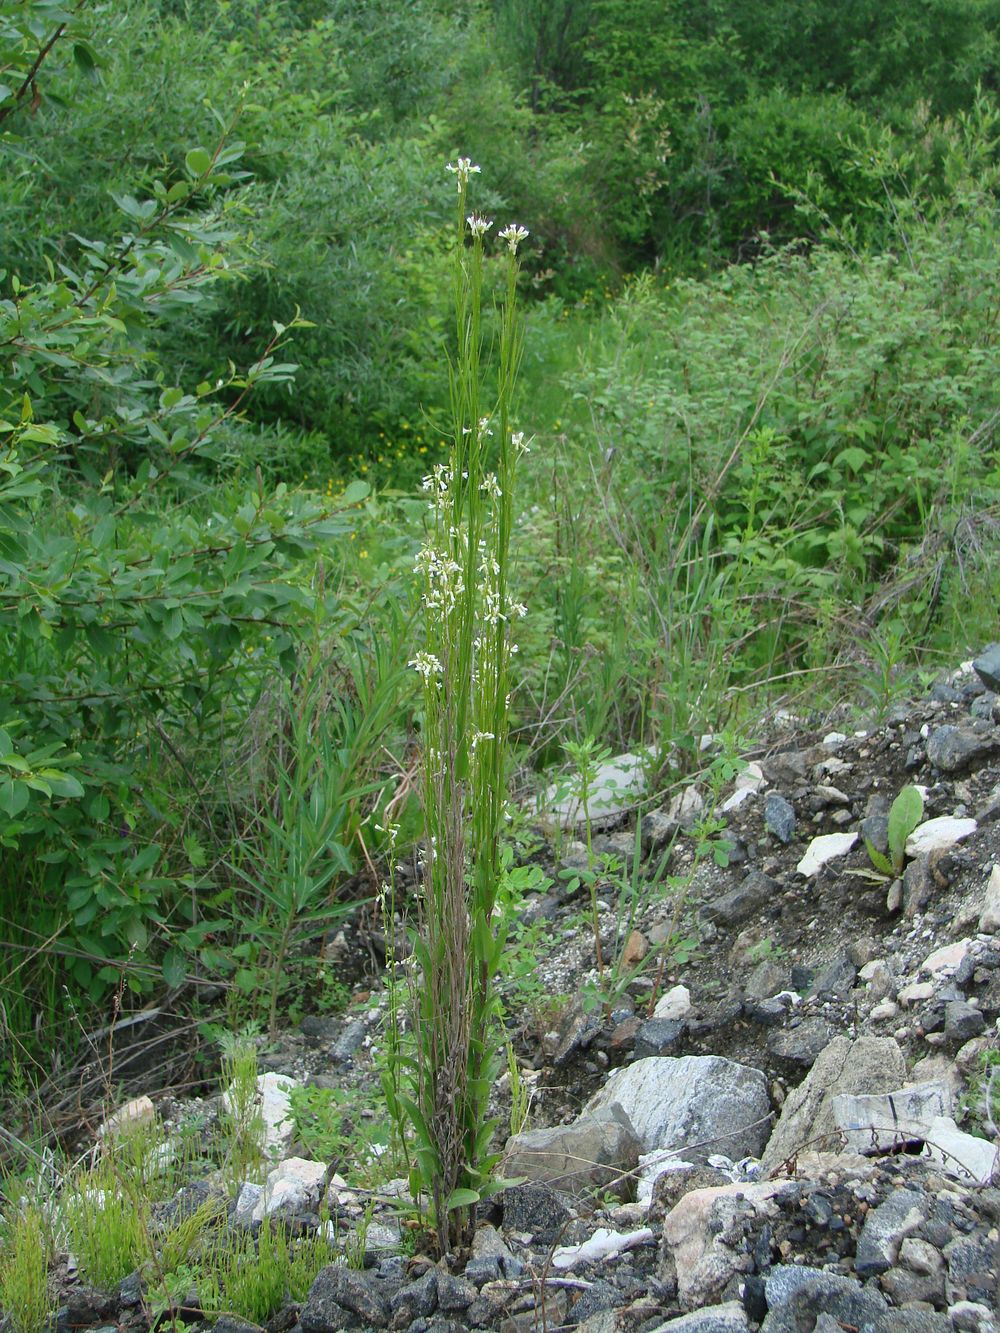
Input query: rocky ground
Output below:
<box><xmin>15</xmin><ymin>651</ymin><xmax>1000</xmax><ymax>1333</ymax></box>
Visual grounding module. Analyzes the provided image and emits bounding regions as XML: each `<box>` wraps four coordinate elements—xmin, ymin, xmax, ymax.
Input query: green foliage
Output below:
<box><xmin>866</xmin><ymin>785</ymin><xmax>924</xmax><ymax>878</ymax></box>
<box><xmin>0</xmin><ymin>1205</ymin><xmax>52</xmax><ymax>1333</ymax></box>
<box><xmin>200</xmin><ymin>1217</ymin><xmax>332</xmax><ymax>1323</ymax></box>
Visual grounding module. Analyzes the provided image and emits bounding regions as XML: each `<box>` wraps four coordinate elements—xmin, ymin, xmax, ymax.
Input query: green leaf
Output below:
<box><xmin>887</xmin><ymin>785</ymin><xmax>923</xmax><ymax>870</ymax></box>
<box><xmin>162</xmin><ymin>947</ymin><xmax>186</xmax><ymax>988</ymax></box>
<box><xmin>185</xmin><ymin>148</ymin><xmax>212</xmax><ymax>178</ymax></box>
<box><xmin>446</xmin><ymin>1188</ymin><xmax>480</xmax><ymax>1211</ymax></box>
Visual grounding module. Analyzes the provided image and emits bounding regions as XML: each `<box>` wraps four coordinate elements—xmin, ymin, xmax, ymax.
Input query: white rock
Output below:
<box><xmin>796</xmin><ymin>832</ymin><xmax>858</xmax><ymax>877</ymax></box>
<box><xmin>979</xmin><ymin>864</ymin><xmax>1000</xmax><ymax>933</ymax></box>
<box><xmin>922</xmin><ymin>1115</ymin><xmax>998</xmax><ymax>1185</ymax></box>
<box><xmin>832</xmin><ymin>1080</ymin><xmax>952</xmax><ymax>1154</ymax></box>
<box><xmin>551</xmin><ymin>1225</ymin><xmax>653</xmax><ymax>1270</ymax></box>
<box><xmin>870</xmin><ymin>1000</ymin><xmax>898</xmax><ymax>1021</ymax></box>
<box><xmin>98</xmin><ymin>1095</ymin><xmax>155</xmax><ymax>1139</ymax></box>
<box><xmin>654</xmin><ymin>985</ymin><xmax>692</xmax><ymax>1021</ymax></box>
<box><xmin>252</xmin><ymin>1156</ymin><xmax>327</xmax><ymax>1222</ymax></box>
<box><xmin>540</xmin><ymin>751</ymin><xmax>649</xmax><ymax>827</ymax></box>
<box><xmin>921</xmin><ymin>938</ymin><xmax>972</xmax><ymax>975</ymax></box>
<box><xmin>722</xmin><ymin>786</ymin><xmax>756</xmax><ymax>813</ymax></box>
<box><xmin>822</xmin><ymin>732</ymin><xmax>848</xmax><ymax>747</ymax></box>
<box><xmin>233</xmin><ymin>1182</ymin><xmax>263</xmax><ymax>1224</ymax></box>
<box><xmin>258</xmin><ymin>1073</ymin><xmax>298</xmax><ymax>1157</ymax></box>
<box><xmin>905</xmin><ymin>816</ymin><xmax>977</xmax><ymax>858</ymax></box>
<box><xmin>897</xmin><ymin>981</ymin><xmax>935</xmax><ymax>1006</ymax></box>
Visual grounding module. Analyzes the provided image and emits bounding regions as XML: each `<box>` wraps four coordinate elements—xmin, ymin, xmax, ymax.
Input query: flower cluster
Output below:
<box><xmin>409</xmin><ymin>651</ymin><xmax>443</xmax><ymax>682</ymax></box>
<box><xmin>446</xmin><ymin>157</ymin><xmax>481</xmax><ymax>190</ymax></box>
<box><xmin>415</xmin><ymin>543</ymin><xmax>465</xmax><ymax>613</ymax></box>
<box><xmin>498</xmin><ymin>223</ymin><xmax>529</xmax><ymax>254</ymax></box>
<box><xmin>467</xmin><ymin>214</ymin><xmax>493</xmax><ymax>238</ymax></box>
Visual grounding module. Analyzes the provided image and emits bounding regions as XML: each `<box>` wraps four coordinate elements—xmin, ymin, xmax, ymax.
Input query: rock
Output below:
<box><xmin>501</xmin><ymin>1182</ymin><xmax>573</xmax><ymax>1240</ymax></box>
<box><xmin>541</xmin><ymin>751</ymin><xmax>648</xmax><ymax>828</ymax></box>
<box><xmin>925</xmin><ymin>724</ymin><xmax>999</xmax><ymax>773</ymax></box>
<box><xmin>901</xmin><ymin>856</ymin><xmax>936</xmax><ymax>916</ymax></box>
<box><xmin>832</xmin><ymin>1080</ymin><xmax>952</xmax><ymax>1153</ymax></box>
<box><xmin>944</xmin><ymin>1237</ymin><xmax>997</xmax><ymax>1305</ymax></box>
<box><xmin>390</xmin><ymin>1271</ymin><xmax>438</xmax><ymax>1326</ymax></box>
<box><xmin>811</xmin><ymin>948</ymin><xmax>857</xmax><ymax>998</ymax></box>
<box><xmin>668</xmin><ymin>785</ymin><xmax>706</xmax><ymax>831</ymax></box>
<box><xmin>905</xmin><ymin>817</ymin><xmax>978</xmax><ymax>858</ymax></box>
<box><xmin>922</xmin><ymin>939</ymin><xmax>973</xmax><ymax>975</ymax></box>
<box><xmin>767</xmin><ymin>1019</ymin><xmax>835</xmax><ymax>1067</ymax></box>
<box><xmin>743</xmin><ymin>960</ymin><xmax>789</xmax><ymax>1001</ymax></box>
<box><xmin>947</xmin><ymin>1301</ymin><xmax>997</xmax><ymax>1333</ymax></box>
<box><xmin>761</xmin><ymin>1035</ymin><xmax>906</xmax><ymax>1169</ymax></box>
<box><xmin>248</xmin><ymin>1157</ymin><xmax>327</xmax><ymax>1223</ymax></box>
<box><xmin>585</xmin><ymin>1056</ymin><xmax>771</xmax><ymax>1162</ymax></box>
<box><xmin>645</xmin><ymin>1163</ymin><xmax>731</xmax><ymax>1217</ymax></box>
<box><xmin>222</xmin><ymin>1072</ymin><xmax>298</xmax><ymax>1161</ymax></box>
<box><xmin>647</xmin><ymin>1302</ymin><xmax>750</xmax><ymax>1333</ymax></box>
<box><xmin>502</xmin><ymin>1107</ymin><xmax>641</xmax><ymax>1197</ymax></box>
<box><xmin>621</xmin><ymin>929</ymin><xmax>647</xmax><ymax>968</ymax></box>
<box><xmin>435</xmin><ymin>1273</ymin><xmax>476</xmax><ymax>1313</ymax></box>
<box><xmin>871</xmin><ymin>1000</ymin><xmax>899</xmax><ymax>1020</ymax></box>
<box><xmin>722</xmin><ymin>763</ymin><xmax>765</xmax><ymax>814</ymax></box>
<box><xmin>635</xmin><ymin>1017</ymin><xmax>687</xmax><ymax>1058</ymax></box>
<box><xmin>301</xmin><ymin>1266</ymin><xmax>391</xmax><ymax>1331</ymax></box>
<box><xmin>762</xmin><ymin>1268</ymin><xmax>888</xmax><ymax>1332</ymax></box>
<box><xmin>702</xmin><ymin>872</ymin><xmax>777</xmax><ymax>927</ymax></box>
<box><xmin>761</xmin><ymin>750</ymin><xmax>810</xmax><ymax>785</ymax></box>
<box><xmin>661</xmin><ymin>1181</ymin><xmax>794</xmax><ymax>1309</ymax></box>
<box><xmin>978</xmin><ymin>865</ymin><xmax>1000</xmax><ymax>933</ymax></box>
<box><xmin>880</xmin><ymin>1263</ymin><xmax>946</xmax><ymax>1309</ymax></box>
<box><xmin>642</xmin><ymin>809</ymin><xmax>679</xmax><ymax>856</ymax></box>
<box><xmin>764</xmin><ymin>793</ymin><xmax>796</xmax><ymax>844</ymax></box>
<box><xmin>899</xmin><ymin>981</ymin><xmax>936</xmax><ymax>1006</ymax></box>
<box><xmin>900</xmin><ymin>1235</ymin><xmax>946</xmax><ymax>1277</ymax></box>
<box><xmin>923</xmin><ymin>1116</ymin><xmax>998</xmax><ymax>1185</ymax></box>
<box><xmin>98</xmin><ymin>1095</ymin><xmax>155</xmax><ymax>1139</ymax></box>
<box><xmin>796</xmin><ymin>832</ymin><xmax>858</xmax><ymax>877</ymax></box>
<box><xmin>871</xmin><ymin>1313</ymin><xmax>951</xmax><ymax>1333</ymax></box>
<box><xmin>330</xmin><ymin>1018</ymin><xmax>368</xmax><ymax>1066</ymax></box>
<box><xmin>944</xmin><ymin>1000</ymin><xmax>986</xmax><ymax>1044</ymax></box>
<box><xmin>654</xmin><ymin>985</ymin><xmax>691</xmax><ymax>1020</ymax></box>
<box><xmin>854</xmin><ymin>1187</ymin><xmax>929</xmax><ymax>1277</ymax></box>
<box><xmin>973</xmin><ymin>643</ymin><xmax>1000</xmax><ymax>692</ymax></box>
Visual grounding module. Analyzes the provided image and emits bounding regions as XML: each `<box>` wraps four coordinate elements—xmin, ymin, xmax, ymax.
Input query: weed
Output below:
<box><xmin>218</xmin><ymin>1031</ymin><xmax>266</xmax><ymax>1187</ymax></box>
<box><xmin>0</xmin><ymin>1205</ymin><xmax>52</xmax><ymax>1333</ymax></box>
<box><xmin>63</xmin><ymin>1161</ymin><xmax>149</xmax><ymax>1289</ymax></box>
<box><xmin>200</xmin><ymin>1217</ymin><xmax>332</xmax><ymax>1323</ymax></box>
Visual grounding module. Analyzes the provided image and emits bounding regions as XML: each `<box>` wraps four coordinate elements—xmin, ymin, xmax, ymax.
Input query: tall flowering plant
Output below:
<box><xmin>383</xmin><ymin>159</ymin><xmax>530</xmax><ymax>1253</ymax></box>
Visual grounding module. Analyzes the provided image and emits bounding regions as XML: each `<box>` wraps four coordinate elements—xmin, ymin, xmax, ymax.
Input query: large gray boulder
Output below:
<box><xmin>761</xmin><ymin>1035</ymin><xmax>906</xmax><ymax>1170</ymax></box>
<box><xmin>585</xmin><ymin>1055</ymin><xmax>771</xmax><ymax>1163</ymax></box>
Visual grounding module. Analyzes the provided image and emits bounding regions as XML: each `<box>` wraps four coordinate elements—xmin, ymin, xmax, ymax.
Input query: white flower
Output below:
<box><xmin>478</xmin><ymin>416</ymin><xmax>494</xmax><ymax>437</ymax></box>
<box><xmin>467</xmin><ymin>213</ymin><xmax>493</xmax><ymax>238</ymax></box>
<box><xmin>446</xmin><ymin>157</ymin><xmax>481</xmax><ymax>189</ymax></box>
<box><xmin>511</xmin><ymin>430</ymin><xmax>531</xmax><ymax>456</ymax></box>
<box><xmin>470</xmin><ymin>730</ymin><xmax>495</xmax><ymax>752</ymax></box>
<box><xmin>480</xmin><ymin>473</ymin><xmax>502</xmax><ymax>499</ymax></box>
<box><xmin>509</xmin><ymin>600</ymin><xmax>528</xmax><ymax>620</ymax></box>
<box><xmin>498</xmin><ymin>223</ymin><xmax>529</xmax><ymax>254</ymax></box>
<box><xmin>409</xmin><ymin>651</ymin><xmax>443</xmax><ymax>681</ymax></box>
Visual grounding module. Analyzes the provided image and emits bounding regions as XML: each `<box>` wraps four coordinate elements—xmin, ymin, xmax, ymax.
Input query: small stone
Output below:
<box><xmin>667</xmin><ymin>785</ymin><xmax>705</xmax><ymax>831</ymax></box>
<box><xmin>947</xmin><ymin>1301</ymin><xmax>997</xmax><ymax>1333</ymax></box>
<box><xmin>622</xmin><ymin>930</ymin><xmax>648</xmax><ymax>969</ymax></box>
<box><xmin>905</xmin><ymin>817</ymin><xmax>978</xmax><ymax>858</ymax></box>
<box><xmin>973</xmin><ymin>643</ymin><xmax>1000</xmax><ymax>692</ymax></box>
<box><xmin>768</xmin><ymin>1019</ymin><xmax>835</xmax><ymax>1067</ymax></box>
<box><xmin>701</xmin><ymin>872</ymin><xmax>776</xmax><ymax>926</ymax></box>
<box><xmin>811</xmin><ymin>948</ymin><xmax>857</xmax><ymax>998</ymax></box>
<box><xmin>871</xmin><ymin>1000</ymin><xmax>899</xmax><ymax>1020</ymax></box>
<box><xmin>503</xmin><ymin>1108</ymin><xmax>640</xmax><ymax>1198</ymax></box>
<box><xmin>944</xmin><ymin>1001</ymin><xmax>986</xmax><ymax>1044</ymax></box>
<box><xmin>978</xmin><ymin>865</ymin><xmax>1000</xmax><ymax>933</ymax></box>
<box><xmin>796</xmin><ymin>831</ymin><xmax>858</xmax><ymax>877</ymax></box>
<box><xmin>899</xmin><ymin>981</ymin><xmax>935</xmax><ymax>1006</ymax></box>
<box><xmin>944</xmin><ymin>1237</ymin><xmax>996</xmax><ymax>1305</ymax></box>
<box><xmin>502</xmin><ymin>1182</ymin><xmax>573</xmax><ymax>1240</ymax></box>
<box><xmin>642</xmin><ymin>809</ymin><xmax>679</xmax><ymax>855</ymax></box>
<box><xmin>301</xmin><ymin>1266</ymin><xmax>391</xmax><ymax>1332</ymax></box>
<box><xmin>654</xmin><ymin>985</ymin><xmax>691</xmax><ymax>1021</ymax></box>
<box><xmin>764</xmin><ymin>792</ymin><xmax>796</xmax><ymax>844</ymax></box>
<box><xmin>855</xmin><ymin>1188</ymin><xmax>928</xmax><ymax>1277</ymax></box>
<box><xmin>922</xmin><ymin>939</ymin><xmax>972</xmax><ymax>975</ymax></box>
<box><xmin>900</xmin><ymin>1237</ymin><xmax>945</xmax><ymax>1277</ymax></box>
<box><xmin>635</xmin><ymin>1017</ymin><xmax>686</xmax><ymax>1059</ymax></box>
<box><xmin>646</xmin><ymin>1302</ymin><xmax>750</xmax><ymax>1332</ymax></box>
<box><xmin>925</xmin><ymin>724</ymin><xmax>999</xmax><ymax>773</ymax></box>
